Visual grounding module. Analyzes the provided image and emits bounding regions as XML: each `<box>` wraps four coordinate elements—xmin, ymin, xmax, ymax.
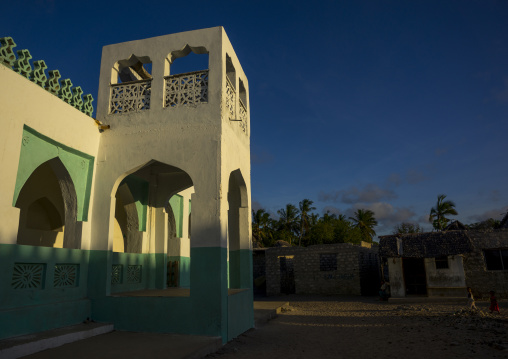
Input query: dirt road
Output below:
<box><xmin>209</xmin><ymin>295</ymin><xmax>508</xmax><ymax>359</ymax></box>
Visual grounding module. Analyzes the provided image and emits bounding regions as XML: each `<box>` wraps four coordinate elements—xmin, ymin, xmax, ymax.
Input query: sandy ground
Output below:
<box><xmin>208</xmin><ymin>295</ymin><xmax>508</xmax><ymax>359</ymax></box>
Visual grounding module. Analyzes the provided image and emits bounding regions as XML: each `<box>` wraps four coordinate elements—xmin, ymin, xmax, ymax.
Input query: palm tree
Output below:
<box><xmin>277</xmin><ymin>204</ymin><xmax>300</xmax><ymax>245</ymax></box>
<box><xmin>252</xmin><ymin>209</ymin><xmax>271</xmax><ymax>246</ymax></box>
<box><xmin>429</xmin><ymin>194</ymin><xmax>458</xmax><ymax>231</ymax></box>
<box><xmin>349</xmin><ymin>209</ymin><xmax>378</xmax><ymax>243</ymax></box>
<box><xmin>298</xmin><ymin>199</ymin><xmax>316</xmax><ymax>246</ymax></box>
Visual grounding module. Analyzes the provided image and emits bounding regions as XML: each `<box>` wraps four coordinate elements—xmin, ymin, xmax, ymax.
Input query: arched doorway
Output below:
<box><xmin>110</xmin><ymin>160</ymin><xmax>194</xmax><ymax>292</ymax></box>
<box><xmin>227</xmin><ymin>169</ymin><xmax>249</xmax><ymax>289</ymax></box>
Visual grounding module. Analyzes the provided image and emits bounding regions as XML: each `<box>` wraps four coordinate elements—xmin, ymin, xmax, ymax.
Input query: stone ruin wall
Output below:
<box><xmin>265</xmin><ymin>243</ymin><xmax>379</xmax><ymax>296</ymax></box>
<box><xmin>463</xmin><ymin>229</ymin><xmax>508</xmax><ymax>299</ymax></box>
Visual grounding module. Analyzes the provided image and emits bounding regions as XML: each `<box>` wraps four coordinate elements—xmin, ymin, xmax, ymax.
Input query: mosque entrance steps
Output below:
<box><xmin>0</xmin><ymin>300</ymin><xmax>287</xmax><ymax>358</ymax></box>
<box><xmin>0</xmin><ymin>321</ymin><xmax>113</xmax><ymax>359</ymax></box>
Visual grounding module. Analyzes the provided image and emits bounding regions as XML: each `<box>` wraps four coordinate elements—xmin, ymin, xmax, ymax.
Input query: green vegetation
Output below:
<box><xmin>252</xmin><ymin>199</ymin><xmax>376</xmax><ymax>248</ymax></box>
<box><xmin>429</xmin><ymin>194</ymin><xmax>458</xmax><ymax>231</ymax></box>
<box><xmin>392</xmin><ymin>222</ymin><xmax>423</xmax><ymax>234</ymax></box>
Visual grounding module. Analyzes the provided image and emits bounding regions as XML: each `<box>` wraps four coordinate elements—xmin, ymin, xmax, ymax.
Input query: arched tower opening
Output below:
<box><xmin>164</xmin><ymin>45</ymin><xmax>209</xmax><ymax>108</ymax></box>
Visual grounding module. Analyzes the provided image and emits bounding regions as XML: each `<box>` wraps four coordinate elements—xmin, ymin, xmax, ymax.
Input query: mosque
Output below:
<box><xmin>0</xmin><ymin>27</ymin><xmax>253</xmax><ymax>344</ymax></box>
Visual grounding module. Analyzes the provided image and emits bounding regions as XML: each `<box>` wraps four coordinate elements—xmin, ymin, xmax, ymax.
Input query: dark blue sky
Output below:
<box><xmin>2</xmin><ymin>0</ymin><xmax>507</xmax><ymax>235</ymax></box>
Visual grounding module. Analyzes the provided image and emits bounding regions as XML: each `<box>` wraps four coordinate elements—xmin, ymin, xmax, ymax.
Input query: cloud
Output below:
<box><xmin>343</xmin><ymin>202</ymin><xmax>417</xmax><ymax>235</ymax></box>
<box><xmin>467</xmin><ymin>206</ymin><xmax>508</xmax><ymax>223</ymax></box>
<box><xmin>385</xmin><ymin>169</ymin><xmax>430</xmax><ymax>187</ymax></box>
<box><xmin>251</xmin><ymin>150</ymin><xmax>274</xmax><ymax>164</ymax></box>
<box><xmin>489</xmin><ymin>190</ymin><xmax>501</xmax><ymax>203</ymax></box>
<box><xmin>319</xmin><ymin>184</ymin><xmax>397</xmax><ymax>204</ymax></box>
<box><xmin>387</xmin><ymin>173</ymin><xmax>401</xmax><ymax>186</ymax></box>
<box><xmin>406</xmin><ymin>169</ymin><xmax>428</xmax><ymax>185</ymax></box>
<box><xmin>322</xmin><ymin>206</ymin><xmax>343</xmax><ymax>216</ymax></box>
<box><xmin>251</xmin><ymin>200</ymin><xmax>263</xmax><ymax>212</ymax></box>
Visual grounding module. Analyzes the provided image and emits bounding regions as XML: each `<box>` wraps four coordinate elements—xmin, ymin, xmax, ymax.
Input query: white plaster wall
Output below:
<box><xmin>219</xmin><ymin>29</ymin><xmax>252</xmax><ymax>252</ymax></box>
<box><xmin>0</xmin><ymin>66</ymin><xmax>100</xmax><ymax>246</ymax></box>
<box><xmin>425</xmin><ymin>256</ymin><xmax>466</xmax><ymax>288</ymax></box>
<box><xmin>388</xmin><ymin>258</ymin><xmax>406</xmax><ymax>297</ymax></box>
<box><xmin>92</xmin><ymin>27</ymin><xmax>251</xmax><ymax>254</ymax></box>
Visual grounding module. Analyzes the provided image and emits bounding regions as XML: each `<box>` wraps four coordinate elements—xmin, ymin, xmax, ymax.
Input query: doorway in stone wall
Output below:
<box><xmin>402</xmin><ymin>257</ymin><xmax>427</xmax><ymax>295</ymax></box>
<box><xmin>279</xmin><ymin>256</ymin><xmax>295</xmax><ymax>294</ymax></box>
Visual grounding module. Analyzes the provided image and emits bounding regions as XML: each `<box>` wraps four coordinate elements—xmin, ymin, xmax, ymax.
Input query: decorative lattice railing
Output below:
<box><xmin>110</xmin><ymin>79</ymin><xmax>151</xmax><ymax>114</ymax></box>
<box><xmin>164</xmin><ymin>70</ymin><xmax>208</xmax><ymax>108</ymax></box>
<box><xmin>0</xmin><ymin>37</ymin><xmax>94</xmax><ymax>117</ymax></box>
<box><xmin>239</xmin><ymin>99</ymin><xmax>247</xmax><ymax>133</ymax></box>
<box><xmin>225</xmin><ymin>76</ymin><xmax>236</xmax><ymax>120</ymax></box>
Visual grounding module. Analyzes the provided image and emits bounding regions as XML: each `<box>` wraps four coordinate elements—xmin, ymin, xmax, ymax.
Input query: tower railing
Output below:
<box><xmin>238</xmin><ymin>99</ymin><xmax>247</xmax><ymax>133</ymax></box>
<box><xmin>110</xmin><ymin>79</ymin><xmax>151</xmax><ymax>114</ymax></box>
<box><xmin>164</xmin><ymin>70</ymin><xmax>208</xmax><ymax>108</ymax></box>
<box><xmin>225</xmin><ymin>76</ymin><xmax>236</xmax><ymax>120</ymax></box>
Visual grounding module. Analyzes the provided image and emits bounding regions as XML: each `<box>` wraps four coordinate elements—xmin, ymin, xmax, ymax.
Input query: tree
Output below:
<box><xmin>298</xmin><ymin>199</ymin><xmax>316</xmax><ymax>246</ymax></box>
<box><xmin>429</xmin><ymin>194</ymin><xmax>458</xmax><ymax>231</ymax></box>
<box><xmin>466</xmin><ymin>218</ymin><xmax>500</xmax><ymax>230</ymax></box>
<box><xmin>277</xmin><ymin>204</ymin><xmax>300</xmax><ymax>245</ymax></box>
<box><xmin>392</xmin><ymin>222</ymin><xmax>423</xmax><ymax>234</ymax></box>
<box><xmin>349</xmin><ymin>209</ymin><xmax>378</xmax><ymax>243</ymax></box>
<box><xmin>252</xmin><ymin>209</ymin><xmax>274</xmax><ymax>247</ymax></box>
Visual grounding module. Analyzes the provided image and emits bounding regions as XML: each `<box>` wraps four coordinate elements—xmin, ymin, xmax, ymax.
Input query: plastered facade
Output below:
<box><xmin>0</xmin><ymin>27</ymin><xmax>253</xmax><ymax>343</ymax></box>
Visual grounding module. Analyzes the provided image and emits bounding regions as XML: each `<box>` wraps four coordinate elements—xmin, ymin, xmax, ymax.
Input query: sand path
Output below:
<box><xmin>209</xmin><ymin>295</ymin><xmax>508</xmax><ymax>359</ymax></box>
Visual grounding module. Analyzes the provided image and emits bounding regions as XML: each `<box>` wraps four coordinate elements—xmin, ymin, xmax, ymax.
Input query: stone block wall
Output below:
<box><xmin>265</xmin><ymin>243</ymin><xmax>379</xmax><ymax>296</ymax></box>
<box><xmin>253</xmin><ymin>248</ymin><xmax>266</xmax><ymax>279</ymax></box>
<box><xmin>463</xmin><ymin>229</ymin><xmax>508</xmax><ymax>299</ymax></box>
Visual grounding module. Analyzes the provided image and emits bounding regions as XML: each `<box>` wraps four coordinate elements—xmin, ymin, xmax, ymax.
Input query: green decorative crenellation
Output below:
<box><xmin>13</xmin><ymin>49</ymin><xmax>32</xmax><ymax>78</ymax></box>
<box><xmin>0</xmin><ymin>37</ymin><xmax>17</xmax><ymax>68</ymax></box>
<box><xmin>1</xmin><ymin>36</ymin><xmax>95</xmax><ymax>117</ymax></box>
<box><xmin>30</xmin><ymin>60</ymin><xmax>47</xmax><ymax>87</ymax></box>
<box><xmin>71</xmin><ymin>86</ymin><xmax>83</xmax><ymax>110</ymax></box>
<box><xmin>82</xmin><ymin>94</ymin><xmax>94</xmax><ymax>116</ymax></box>
<box><xmin>58</xmin><ymin>78</ymin><xmax>73</xmax><ymax>103</ymax></box>
<box><xmin>45</xmin><ymin>70</ymin><xmax>61</xmax><ymax>95</ymax></box>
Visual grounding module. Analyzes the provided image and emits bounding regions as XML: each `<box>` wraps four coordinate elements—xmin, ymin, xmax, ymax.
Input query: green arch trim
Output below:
<box><xmin>120</xmin><ymin>175</ymin><xmax>148</xmax><ymax>232</ymax></box>
<box><xmin>169</xmin><ymin>194</ymin><xmax>183</xmax><ymax>238</ymax></box>
<box><xmin>12</xmin><ymin>125</ymin><xmax>95</xmax><ymax>221</ymax></box>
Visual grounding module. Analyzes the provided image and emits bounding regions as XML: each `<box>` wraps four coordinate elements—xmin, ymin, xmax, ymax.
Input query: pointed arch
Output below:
<box><xmin>15</xmin><ymin>157</ymin><xmax>81</xmax><ymax>248</ymax></box>
<box><xmin>227</xmin><ymin>169</ymin><xmax>249</xmax><ymax>289</ymax></box>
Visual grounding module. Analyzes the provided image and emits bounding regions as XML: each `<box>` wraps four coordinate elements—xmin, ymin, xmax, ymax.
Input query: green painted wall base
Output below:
<box><xmin>228</xmin><ymin>289</ymin><xmax>254</xmax><ymax>341</ymax></box>
<box><xmin>168</xmin><ymin>256</ymin><xmax>190</xmax><ymax>287</ymax></box>
<box><xmin>229</xmin><ymin>249</ymin><xmax>253</xmax><ymax>289</ymax></box>
<box><xmin>0</xmin><ymin>299</ymin><xmax>90</xmax><ymax>340</ymax></box>
<box><xmin>0</xmin><ymin>245</ymin><xmax>254</xmax><ymax>343</ymax></box>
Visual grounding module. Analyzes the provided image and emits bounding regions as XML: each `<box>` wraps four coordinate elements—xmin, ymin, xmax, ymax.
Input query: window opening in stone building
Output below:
<box><xmin>15</xmin><ymin>158</ymin><xmax>79</xmax><ymax>249</ymax></box>
<box><xmin>484</xmin><ymin>249</ymin><xmax>508</xmax><ymax>270</ymax></box>
<box><xmin>165</xmin><ymin>45</ymin><xmax>209</xmax><ymax>108</ymax></box>
<box><xmin>319</xmin><ymin>253</ymin><xmax>337</xmax><ymax>271</ymax></box>
<box><xmin>434</xmin><ymin>256</ymin><xmax>449</xmax><ymax>270</ymax></box>
<box><xmin>114</xmin><ymin>55</ymin><xmax>152</xmax><ymax>84</ymax></box>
